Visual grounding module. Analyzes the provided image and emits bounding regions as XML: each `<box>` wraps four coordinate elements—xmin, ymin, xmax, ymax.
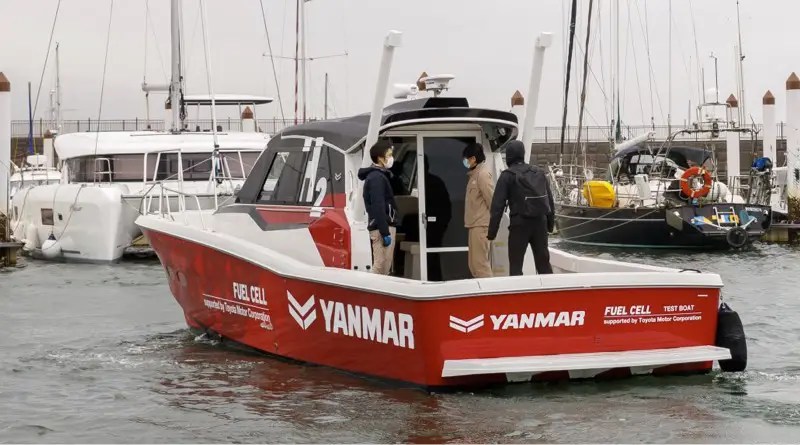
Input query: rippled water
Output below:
<box><xmin>1</xmin><ymin>243</ymin><xmax>799</xmax><ymax>443</ymax></box>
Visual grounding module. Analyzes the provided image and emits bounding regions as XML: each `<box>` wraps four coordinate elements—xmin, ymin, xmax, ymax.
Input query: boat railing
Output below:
<box><xmin>136</xmin><ymin>149</ymin><xmax>256</xmax><ymax>217</ymax></box>
<box><xmin>549</xmin><ymin>163</ymin><xmax>681</xmax><ymax>207</ymax></box>
<box><xmin>727</xmin><ymin>171</ymin><xmax>772</xmax><ymax>206</ymax></box>
<box><xmin>93</xmin><ymin>157</ymin><xmax>114</xmax><ymax>183</ymax></box>
<box><xmin>140</xmin><ymin>181</ymin><xmax>209</xmax><ymax>230</ymax></box>
<box><xmin>139</xmin><ymin>147</ymin><xmax>257</xmax><ymax>189</ymax></box>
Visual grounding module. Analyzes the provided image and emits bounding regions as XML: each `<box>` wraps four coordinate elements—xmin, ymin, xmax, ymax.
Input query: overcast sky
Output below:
<box><xmin>2</xmin><ymin>0</ymin><xmax>799</xmax><ymax>130</ymax></box>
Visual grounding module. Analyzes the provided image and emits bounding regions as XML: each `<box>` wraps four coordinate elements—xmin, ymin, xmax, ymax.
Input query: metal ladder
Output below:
<box><xmin>713</xmin><ymin>206</ymin><xmax>739</xmax><ymax>226</ymax></box>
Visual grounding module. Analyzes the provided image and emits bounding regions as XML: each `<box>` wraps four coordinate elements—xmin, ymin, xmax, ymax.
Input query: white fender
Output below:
<box><xmin>23</xmin><ymin>223</ymin><xmax>39</xmax><ymax>250</ymax></box>
<box><xmin>40</xmin><ymin>234</ymin><xmax>62</xmax><ymax>260</ymax></box>
<box><xmin>710</xmin><ymin>181</ymin><xmax>729</xmax><ymax>202</ymax></box>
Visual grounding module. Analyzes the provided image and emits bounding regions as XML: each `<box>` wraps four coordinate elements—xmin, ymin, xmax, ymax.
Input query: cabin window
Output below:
<box><xmin>258</xmin><ymin>150</ymin><xmax>307</xmax><ymax>203</ymax></box>
<box><xmin>41</xmin><ymin>208</ymin><xmax>54</xmax><ymax>226</ymax></box>
<box><xmin>224</xmin><ymin>151</ymin><xmax>260</xmax><ymax>179</ymax></box>
<box><xmin>149</xmin><ymin>153</ymin><xmax>216</xmax><ymax>181</ymax></box>
<box><xmin>111</xmin><ymin>154</ymin><xmax>146</xmax><ymax>181</ymax></box>
<box><xmin>67</xmin><ymin>155</ymin><xmax>145</xmax><ymax>182</ymax></box>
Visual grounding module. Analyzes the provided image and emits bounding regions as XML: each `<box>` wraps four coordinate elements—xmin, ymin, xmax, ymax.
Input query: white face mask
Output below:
<box><xmin>384</xmin><ymin>156</ymin><xmax>394</xmax><ymax>169</ymax></box>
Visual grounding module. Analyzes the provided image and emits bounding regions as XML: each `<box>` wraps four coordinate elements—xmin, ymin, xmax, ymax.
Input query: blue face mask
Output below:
<box><xmin>463</xmin><ymin>158</ymin><xmax>471</xmax><ymax>168</ymax></box>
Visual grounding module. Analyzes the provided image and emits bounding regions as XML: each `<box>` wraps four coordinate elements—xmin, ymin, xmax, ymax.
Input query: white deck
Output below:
<box><xmin>441</xmin><ymin>345</ymin><xmax>732</xmax><ymax>377</ymax></box>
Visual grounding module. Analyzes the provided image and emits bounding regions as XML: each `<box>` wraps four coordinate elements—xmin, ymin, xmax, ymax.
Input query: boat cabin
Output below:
<box><xmin>608</xmin><ymin>144</ymin><xmax>716</xmax><ymax>184</ymax></box>
<box><xmin>234</xmin><ymin>97</ymin><xmax>518</xmax><ymax>281</ymax></box>
<box><xmin>53</xmin><ymin>131</ymin><xmax>267</xmax><ymax>191</ymax></box>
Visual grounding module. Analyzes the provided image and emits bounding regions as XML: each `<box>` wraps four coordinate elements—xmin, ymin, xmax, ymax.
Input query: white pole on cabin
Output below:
<box><xmin>348</xmin><ymin>31</ymin><xmax>402</xmax><ymax>271</ymax></box>
<box><xmin>762</xmin><ymin>90</ymin><xmax>776</xmax><ymax>162</ymax></box>
<box><xmin>362</xmin><ymin>30</ymin><xmax>402</xmax><ymax>169</ymax></box>
<box><xmin>352</xmin><ymin>30</ymin><xmax>402</xmax><ymax>227</ymax></box>
<box><xmin>521</xmin><ymin>32</ymin><xmax>553</xmax><ymax>164</ymax></box>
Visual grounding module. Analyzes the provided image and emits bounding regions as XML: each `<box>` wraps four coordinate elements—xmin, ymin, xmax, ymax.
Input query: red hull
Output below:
<box><xmin>146</xmin><ymin>229</ymin><xmax>720</xmax><ymax>387</ymax></box>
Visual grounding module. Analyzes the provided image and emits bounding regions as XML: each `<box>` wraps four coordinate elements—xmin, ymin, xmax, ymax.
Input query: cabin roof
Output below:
<box><xmin>612</xmin><ymin>144</ymin><xmax>712</xmax><ymax>167</ymax></box>
<box><xmin>182</xmin><ymin>94</ymin><xmax>274</xmax><ymax>106</ymax></box>
<box><xmin>278</xmin><ymin>97</ymin><xmax>518</xmax><ymax>150</ymax></box>
<box><xmin>54</xmin><ymin>131</ymin><xmax>270</xmax><ymax>159</ymax></box>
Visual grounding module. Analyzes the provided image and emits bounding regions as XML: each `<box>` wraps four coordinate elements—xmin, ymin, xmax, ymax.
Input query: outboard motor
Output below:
<box><xmin>715</xmin><ymin>302</ymin><xmax>748</xmax><ymax>372</ymax></box>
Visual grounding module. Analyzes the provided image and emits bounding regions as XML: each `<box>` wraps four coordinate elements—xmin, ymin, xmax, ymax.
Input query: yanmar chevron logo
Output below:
<box><xmin>287</xmin><ymin>292</ymin><xmax>317</xmax><ymax>330</ymax></box>
<box><xmin>449</xmin><ymin>314</ymin><xmax>485</xmax><ymax>333</ymax></box>
<box><xmin>449</xmin><ymin>311</ymin><xmax>586</xmax><ymax>333</ymax></box>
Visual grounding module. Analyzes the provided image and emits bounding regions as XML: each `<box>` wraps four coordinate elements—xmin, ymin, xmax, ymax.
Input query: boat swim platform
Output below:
<box><xmin>441</xmin><ymin>345</ymin><xmax>732</xmax><ymax>378</ymax></box>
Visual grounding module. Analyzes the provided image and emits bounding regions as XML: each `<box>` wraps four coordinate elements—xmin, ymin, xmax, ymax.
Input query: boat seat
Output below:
<box><xmin>399</xmin><ymin>241</ymin><xmax>420</xmax><ymax>280</ymax></box>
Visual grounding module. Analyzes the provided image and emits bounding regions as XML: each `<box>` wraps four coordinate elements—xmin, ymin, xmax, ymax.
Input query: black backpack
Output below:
<box><xmin>510</xmin><ymin>166</ymin><xmax>551</xmax><ymax>218</ymax></box>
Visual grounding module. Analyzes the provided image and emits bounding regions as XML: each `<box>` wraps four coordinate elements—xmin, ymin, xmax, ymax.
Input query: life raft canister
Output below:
<box><xmin>680</xmin><ymin>166</ymin><xmax>712</xmax><ymax>199</ymax></box>
<box><xmin>715</xmin><ymin>302</ymin><xmax>748</xmax><ymax>372</ymax></box>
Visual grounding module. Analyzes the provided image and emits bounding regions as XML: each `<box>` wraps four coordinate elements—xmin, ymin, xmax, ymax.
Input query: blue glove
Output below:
<box><xmin>382</xmin><ymin>235</ymin><xmax>392</xmax><ymax>247</ymax></box>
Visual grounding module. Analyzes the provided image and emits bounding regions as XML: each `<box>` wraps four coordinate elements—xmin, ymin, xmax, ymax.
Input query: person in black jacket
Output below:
<box><xmin>488</xmin><ymin>140</ymin><xmax>554</xmax><ymax>275</ymax></box>
<box><xmin>357</xmin><ymin>139</ymin><xmax>398</xmax><ymax>275</ymax></box>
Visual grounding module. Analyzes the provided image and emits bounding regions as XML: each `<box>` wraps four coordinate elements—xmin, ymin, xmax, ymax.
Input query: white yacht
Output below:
<box><xmin>9</xmin><ymin>0</ymin><xmax>274</xmax><ymax>262</ymax></box>
<box><xmin>10</xmin><ymin>130</ymin><xmax>266</xmax><ymax>261</ymax></box>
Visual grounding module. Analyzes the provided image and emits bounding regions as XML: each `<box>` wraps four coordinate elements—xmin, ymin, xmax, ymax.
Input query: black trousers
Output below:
<box><xmin>508</xmin><ymin>216</ymin><xmax>553</xmax><ymax>275</ymax></box>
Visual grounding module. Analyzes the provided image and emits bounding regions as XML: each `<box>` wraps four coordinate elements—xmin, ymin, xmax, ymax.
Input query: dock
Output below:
<box><xmin>763</xmin><ymin>222</ymin><xmax>800</xmax><ymax>243</ymax></box>
<box><xmin>1</xmin><ymin>214</ymin><xmax>23</xmax><ymax>267</ymax></box>
<box><xmin>1</xmin><ymin>242</ymin><xmax>23</xmax><ymax>267</ymax></box>
<box><xmin>123</xmin><ymin>233</ymin><xmax>156</xmax><ymax>258</ymax></box>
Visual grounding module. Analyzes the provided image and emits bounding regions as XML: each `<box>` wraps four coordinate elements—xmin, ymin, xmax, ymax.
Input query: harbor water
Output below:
<box><xmin>1</xmin><ymin>244</ymin><xmax>799</xmax><ymax>443</ymax></box>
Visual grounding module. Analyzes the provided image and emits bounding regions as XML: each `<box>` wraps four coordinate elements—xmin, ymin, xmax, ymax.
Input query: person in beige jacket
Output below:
<box><xmin>462</xmin><ymin>142</ymin><xmax>495</xmax><ymax>278</ymax></box>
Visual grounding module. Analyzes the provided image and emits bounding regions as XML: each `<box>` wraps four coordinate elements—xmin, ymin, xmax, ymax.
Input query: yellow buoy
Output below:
<box><xmin>582</xmin><ymin>180</ymin><xmax>616</xmax><ymax>208</ymax></box>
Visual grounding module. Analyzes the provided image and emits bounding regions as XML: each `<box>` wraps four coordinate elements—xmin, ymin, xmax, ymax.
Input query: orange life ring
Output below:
<box><xmin>680</xmin><ymin>166</ymin><xmax>712</xmax><ymax>199</ymax></box>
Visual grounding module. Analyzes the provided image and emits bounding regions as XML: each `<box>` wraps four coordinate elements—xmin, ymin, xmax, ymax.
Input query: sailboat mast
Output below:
<box><xmin>169</xmin><ymin>0</ymin><xmax>182</xmax><ymax>132</ymax></box>
<box><xmin>300</xmin><ymin>0</ymin><xmax>308</xmax><ymax>123</ymax></box>
<box><xmin>735</xmin><ymin>0</ymin><xmax>746</xmax><ymax>124</ymax></box>
<box><xmin>324</xmin><ymin>72</ymin><xmax>328</xmax><ymax>120</ymax></box>
<box><xmin>293</xmin><ymin>0</ymin><xmax>300</xmax><ymax>125</ymax></box>
<box><xmin>668</xmin><ymin>0</ymin><xmax>672</xmax><ymax>134</ymax></box>
<box><xmin>27</xmin><ymin>82</ymin><xmax>33</xmax><ymax>155</ymax></box>
<box><xmin>55</xmin><ymin>42</ymin><xmax>61</xmax><ymax>134</ymax></box>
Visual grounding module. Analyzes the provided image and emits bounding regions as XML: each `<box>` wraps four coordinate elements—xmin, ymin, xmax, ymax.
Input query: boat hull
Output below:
<box><xmin>555</xmin><ymin>203</ymin><xmax>771</xmax><ymax>249</ymax></box>
<box><xmin>144</xmin><ymin>226</ymin><xmax>726</xmax><ymax>388</ymax></box>
<box><xmin>10</xmin><ymin>183</ymin><xmax>236</xmax><ymax>262</ymax></box>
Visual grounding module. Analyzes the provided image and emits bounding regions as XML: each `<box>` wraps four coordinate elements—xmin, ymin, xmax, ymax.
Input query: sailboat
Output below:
<box><xmin>8</xmin><ymin>72</ymin><xmax>61</xmax><ymax>209</ymax></box>
<box><xmin>549</xmin><ymin>1</ymin><xmax>772</xmax><ymax>249</ymax></box>
<box><xmin>9</xmin><ymin>0</ymin><xmax>272</xmax><ymax>262</ymax></box>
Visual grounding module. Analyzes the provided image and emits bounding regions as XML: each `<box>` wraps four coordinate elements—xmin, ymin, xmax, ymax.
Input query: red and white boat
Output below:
<box><xmin>137</xmin><ymin>31</ymin><xmax>747</xmax><ymax>388</ymax></box>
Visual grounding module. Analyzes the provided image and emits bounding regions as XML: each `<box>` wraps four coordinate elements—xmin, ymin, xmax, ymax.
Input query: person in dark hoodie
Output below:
<box><xmin>357</xmin><ymin>139</ymin><xmax>398</xmax><ymax>275</ymax></box>
<box><xmin>488</xmin><ymin>140</ymin><xmax>554</xmax><ymax>275</ymax></box>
